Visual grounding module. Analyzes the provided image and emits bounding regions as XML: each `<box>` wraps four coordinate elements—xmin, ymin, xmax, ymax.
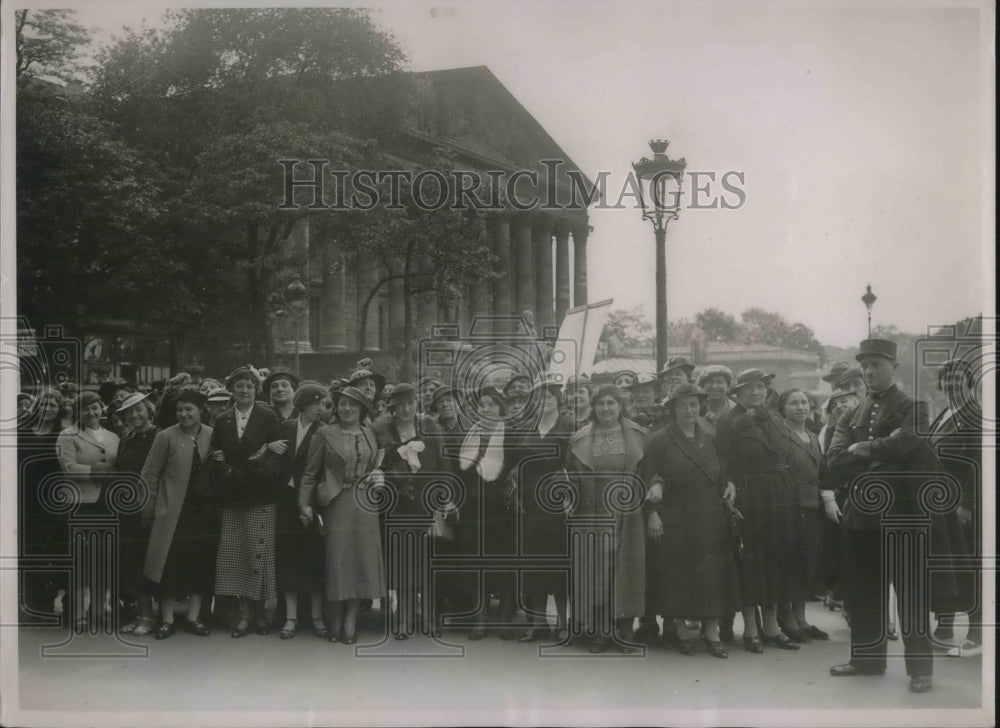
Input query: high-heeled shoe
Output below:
<box><xmin>743</xmin><ymin>635</ymin><xmax>764</xmax><ymax>654</ymax></box>
<box><xmin>326</xmin><ymin>629</ymin><xmax>344</xmax><ymax>644</ymax></box>
<box><xmin>761</xmin><ymin>632</ymin><xmax>800</xmax><ymax>650</ymax></box>
<box><xmin>342</xmin><ymin>632</ymin><xmax>358</xmax><ymax>645</ymax></box>
<box><xmin>705</xmin><ymin>640</ymin><xmax>728</xmax><ymax>659</ymax></box>
<box><xmin>231</xmin><ymin>621</ymin><xmax>251</xmax><ymax>639</ymax></box>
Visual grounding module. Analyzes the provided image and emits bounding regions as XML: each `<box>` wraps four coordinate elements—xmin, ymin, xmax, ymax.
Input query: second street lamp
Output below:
<box><xmin>633</xmin><ymin>140</ymin><xmax>687</xmax><ymax>372</ymax></box>
<box><xmin>861</xmin><ymin>284</ymin><xmax>877</xmax><ymax>338</ymax></box>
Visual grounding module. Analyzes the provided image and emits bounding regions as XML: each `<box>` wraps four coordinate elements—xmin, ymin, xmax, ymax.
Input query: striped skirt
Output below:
<box><xmin>214</xmin><ymin>504</ymin><xmax>277</xmax><ymax>601</ymax></box>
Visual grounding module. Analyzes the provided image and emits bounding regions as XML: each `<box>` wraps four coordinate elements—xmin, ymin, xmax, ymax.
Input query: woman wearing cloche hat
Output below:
<box><xmin>714</xmin><ymin>369</ymin><xmax>805</xmax><ymax>654</ymax></box>
<box><xmin>271</xmin><ymin>382</ymin><xmax>329</xmax><ymax>640</ymax></box>
<box><xmin>113</xmin><ymin>392</ymin><xmax>160</xmax><ymax>636</ymax></box>
<box><xmin>641</xmin><ymin>384</ymin><xmax>741</xmax><ymax>658</ymax></box>
<box><xmin>376</xmin><ymin>382</ymin><xmax>446</xmax><ymax>639</ymax></box>
<box><xmin>298</xmin><ymin>385</ymin><xmax>386</xmax><ymax>645</ymax></box>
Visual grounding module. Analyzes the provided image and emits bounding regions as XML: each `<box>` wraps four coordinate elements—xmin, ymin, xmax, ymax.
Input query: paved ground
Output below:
<box><xmin>9</xmin><ymin>604</ymin><xmax>988</xmax><ymax>726</ymax></box>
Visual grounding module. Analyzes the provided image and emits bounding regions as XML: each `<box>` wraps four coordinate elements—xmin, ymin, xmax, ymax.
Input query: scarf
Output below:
<box><xmin>459</xmin><ymin>422</ymin><xmax>505</xmax><ymax>482</ymax></box>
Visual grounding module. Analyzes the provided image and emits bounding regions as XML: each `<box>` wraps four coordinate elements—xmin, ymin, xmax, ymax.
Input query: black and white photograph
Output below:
<box><xmin>0</xmin><ymin>1</ymin><xmax>994</xmax><ymax>726</ymax></box>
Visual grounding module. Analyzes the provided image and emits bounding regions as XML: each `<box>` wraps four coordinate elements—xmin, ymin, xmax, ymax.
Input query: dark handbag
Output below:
<box><xmin>726</xmin><ymin>502</ymin><xmax>749</xmax><ymax>561</ymax></box>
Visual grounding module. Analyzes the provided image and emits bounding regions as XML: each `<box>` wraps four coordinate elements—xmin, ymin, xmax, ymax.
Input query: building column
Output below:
<box><xmin>358</xmin><ymin>257</ymin><xmax>380</xmax><ymax>352</ymax></box>
<box><xmin>554</xmin><ymin>220</ymin><xmax>571</xmax><ymax>323</ymax></box>
<box><xmin>513</xmin><ymin>214</ymin><xmax>535</xmax><ymax>319</ymax></box>
<box><xmin>318</xmin><ymin>241</ymin><xmax>346</xmax><ymax>352</ymax></box>
<box><xmin>533</xmin><ymin>216</ymin><xmax>554</xmax><ymax>328</ymax></box>
<box><xmin>490</xmin><ymin>213</ymin><xmax>512</xmax><ymax>319</ymax></box>
<box><xmin>572</xmin><ymin>223</ymin><xmax>589</xmax><ymax>307</ymax></box>
<box><xmin>387</xmin><ymin>264</ymin><xmax>405</xmax><ymax>345</ymax></box>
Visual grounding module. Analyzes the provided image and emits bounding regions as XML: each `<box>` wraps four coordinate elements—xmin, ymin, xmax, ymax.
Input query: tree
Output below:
<box><xmin>695</xmin><ymin>307</ymin><xmax>740</xmax><ymax>342</ymax></box>
<box><xmin>15</xmin><ymin>9</ymin><xmax>90</xmax><ymax>83</ymax></box>
<box><xmin>86</xmin><ymin>8</ymin><xmax>413</xmax><ymax>361</ymax></box>
<box><xmin>600</xmin><ymin>306</ymin><xmax>654</xmax><ymax>356</ymax></box>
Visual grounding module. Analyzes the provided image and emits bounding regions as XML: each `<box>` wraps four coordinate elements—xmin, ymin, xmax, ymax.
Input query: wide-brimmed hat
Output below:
<box><xmin>821</xmin><ymin>360</ymin><xmax>852</xmax><ymax>383</ymax></box>
<box><xmin>347</xmin><ymin>368</ymin><xmax>386</xmax><ymax>391</ymax></box>
<box><xmin>262</xmin><ymin>367</ymin><xmax>300</xmax><ymax>393</ymax></box>
<box><xmin>293</xmin><ymin>382</ymin><xmax>328</xmax><ymax>410</ymax></box>
<box><xmin>697</xmin><ymin>364</ymin><xmax>734</xmax><ymax>387</ymax></box>
<box><xmin>336</xmin><ymin>385</ymin><xmax>371</xmax><ymax>414</ymax></box>
<box><xmin>855</xmin><ymin>339</ymin><xmax>898</xmax><ymax>362</ymax></box>
<box><xmin>116</xmin><ymin>392</ymin><xmax>151</xmax><ymax>413</ymax></box>
<box><xmin>418</xmin><ymin>376</ymin><xmax>443</xmax><ymax>390</ymax></box>
<box><xmin>206</xmin><ymin>388</ymin><xmax>232</xmax><ymax>404</ymax></box>
<box><xmin>564</xmin><ymin>374</ymin><xmax>592</xmax><ymax>392</ymax></box>
<box><xmin>658</xmin><ymin>357</ymin><xmax>695</xmax><ymax>379</ymax></box>
<box><xmin>624</xmin><ymin>372</ymin><xmax>660</xmax><ymax>391</ymax></box>
<box><xmin>388</xmin><ymin>382</ymin><xmax>417</xmax><ymax>409</ymax></box>
<box><xmin>662</xmin><ymin>382</ymin><xmax>709</xmax><ymax>408</ymax></box>
<box><xmin>729</xmin><ymin>368</ymin><xmax>776</xmax><ymax>394</ymax></box>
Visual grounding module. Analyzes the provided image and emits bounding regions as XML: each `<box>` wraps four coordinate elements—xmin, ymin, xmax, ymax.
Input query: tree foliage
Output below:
<box><xmin>15</xmin><ymin>9</ymin><xmax>90</xmax><ymax>83</ymax></box>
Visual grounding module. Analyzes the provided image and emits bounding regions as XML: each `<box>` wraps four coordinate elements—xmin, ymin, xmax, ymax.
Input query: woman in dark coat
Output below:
<box><xmin>299</xmin><ymin>385</ymin><xmax>386</xmax><ymax>644</ymax></box>
<box><xmin>377</xmin><ymin>382</ymin><xmax>443</xmax><ymax>639</ymax></box>
<box><xmin>512</xmin><ymin>376</ymin><xmax>574</xmax><ymax>643</ymax></box>
<box><xmin>17</xmin><ymin>388</ymin><xmax>66</xmax><ymax>616</ymax></box>
<box><xmin>211</xmin><ymin>366</ymin><xmax>283</xmax><ymax>638</ymax></box>
<box><xmin>139</xmin><ymin>390</ymin><xmax>217</xmax><ymax>638</ymax></box>
<box><xmin>565</xmin><ymin>385</ymin><xmax>647</xmax><ymax>653</ymax></box>
<box><xmin>778</xmin><ymin>388</ymin><xmax>829</xmax><ymax>643</ymax></box>
<box><xmin>114</xmin><ymin>393</ymin><xmax>160</xmax><ymax>635</ymax></box>
<box><xmin>273</xmin><ymin>382</ymin><xmax>327</xmax><ymax>639</ymax></box>
<box><xmin>642</xmin><ymin>383</ymin><xmax>740</xmax><ymax>658</ymax></box>
<box><xmin>714</xmin><ymin>369</ymin><xmax>803</xmax><ymax>654</ymax></box>
<box><xmin>454</xmin><ymin>386</ymin><xmax>519</xmax><ymax>641</ymax></box>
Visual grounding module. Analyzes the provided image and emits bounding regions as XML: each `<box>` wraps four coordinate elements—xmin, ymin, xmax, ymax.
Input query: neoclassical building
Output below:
<box><xmin>280</xmin><ymin>65</ymin><xmax>593</xmax><ymax>379</ymax></box>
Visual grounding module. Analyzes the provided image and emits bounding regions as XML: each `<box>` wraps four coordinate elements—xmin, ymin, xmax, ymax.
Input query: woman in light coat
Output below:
<box><xmin>139</xmin><ymin>390</ymin><xmax>217</xmax><ymax>638</ymax></box>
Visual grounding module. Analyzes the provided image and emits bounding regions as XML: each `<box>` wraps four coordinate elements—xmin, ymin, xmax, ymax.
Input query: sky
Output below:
<box><xmin>31</xmin><ymin>0</ymin><xmax>995</xmax><ymax>348</ymax></box>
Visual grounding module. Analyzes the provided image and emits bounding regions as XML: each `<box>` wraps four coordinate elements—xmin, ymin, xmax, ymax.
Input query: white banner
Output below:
<box><xmin>547</xmin><ymin>298</ymin><xmax>613</xmax><ymax>384</ymax></box>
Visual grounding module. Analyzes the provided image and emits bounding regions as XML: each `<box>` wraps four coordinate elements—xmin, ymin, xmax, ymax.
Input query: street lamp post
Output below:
<box><xmin>633</xmin><ymin>140</ymin><xmax>687</xmax><ymax>372</ymax></box>
<box><xmin>861</xmin><ymin>284</ymin><xmax>877</xmax><ymax>338</ymax></box>
<box><xmin>284</xmin><ymin>273</ymin><xmax>308</xmax><ymax>376</ymax></box>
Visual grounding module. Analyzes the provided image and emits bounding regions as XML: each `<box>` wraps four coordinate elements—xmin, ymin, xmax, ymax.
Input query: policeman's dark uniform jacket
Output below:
<box><xmin>827</xmin><ymin>339</ymin><xmax>961</xmax><ymax>682</ymax></box>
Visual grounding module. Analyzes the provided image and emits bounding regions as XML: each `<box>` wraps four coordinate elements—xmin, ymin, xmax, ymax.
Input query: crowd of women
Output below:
<box><xmin>15</xmin><ymin>354</ymin><xmax>875</xmax><ymax>658</ymax></box>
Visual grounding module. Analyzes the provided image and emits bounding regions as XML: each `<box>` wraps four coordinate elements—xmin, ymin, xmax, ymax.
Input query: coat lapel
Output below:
<box><xmin>665</xmin><ymin>422</ymin><xmax>718</xmax><ymax>483</ymax></box>
<box><xmin>785</xmin><ymin>424</ymin><xmax>820</xmax><ymax>467</ymax></box>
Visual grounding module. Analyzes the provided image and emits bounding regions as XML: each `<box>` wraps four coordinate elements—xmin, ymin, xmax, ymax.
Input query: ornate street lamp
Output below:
<box><xmin>861</xmin><ymin>284</ymin><xmax>877</xmax><ymax>338</ymax></box>
<box><xmin>633</xmin><ymin>140</ymin><xmax>687</xmax><ymax>372</ymax></box>
<box><xmin>284</xmin><ymin>273</ymin><xmax>308</xmax><ymax>375</ymax></box>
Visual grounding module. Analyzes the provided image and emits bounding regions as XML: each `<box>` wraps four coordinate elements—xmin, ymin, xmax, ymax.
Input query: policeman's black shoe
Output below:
<box><xmin>909</xmin><ymin>675</ymin><xmax>933</xmax><ymax>693</ymax></box>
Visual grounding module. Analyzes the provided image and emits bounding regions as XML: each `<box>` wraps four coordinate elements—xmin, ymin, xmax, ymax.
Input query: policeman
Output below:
<box><xmin>827</xmin><ymin>338</ymin><xmax>956</xmax><ymax>694</ymax></box>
